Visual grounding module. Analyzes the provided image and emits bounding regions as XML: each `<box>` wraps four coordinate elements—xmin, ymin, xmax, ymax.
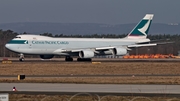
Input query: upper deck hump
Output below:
<box><xmin>15</xmin><ymin>35</ymin><xmax>53</xmax><ymax>40</ymax></box>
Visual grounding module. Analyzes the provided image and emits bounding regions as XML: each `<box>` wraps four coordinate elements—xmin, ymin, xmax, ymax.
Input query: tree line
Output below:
<box><xmin>0</xmin><ymin>29</ymin><xmax>180</xmax><ymax>58</ymax></box>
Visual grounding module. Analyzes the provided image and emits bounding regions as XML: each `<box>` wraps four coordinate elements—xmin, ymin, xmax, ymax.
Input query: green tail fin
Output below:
<box><xmin>127</xmin><ymin>14</ymin><xmax>154</xmax><ymax>39</ymax></box>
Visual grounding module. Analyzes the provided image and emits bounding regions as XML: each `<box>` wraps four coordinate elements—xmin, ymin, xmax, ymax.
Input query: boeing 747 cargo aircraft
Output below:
<box><xmin>5</xmin><ymin>14</ymin><xmax>156</xmax><ymax>61</ymax></box>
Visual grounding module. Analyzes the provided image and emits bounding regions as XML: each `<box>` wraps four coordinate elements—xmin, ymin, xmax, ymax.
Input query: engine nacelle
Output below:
<box><xmin>79</xmin><ymin>50</ymin><xmax>94</xmax><ymax>58</ymax></box>
<box><xmin>40</xmin><ymin>55</ymin><xmax>54</xmax><ymax>59</ymax></box>
<box><xmin>113</xmin><ymin>47</ymin><xmax>127</xmax><ymax>56</ymax></box>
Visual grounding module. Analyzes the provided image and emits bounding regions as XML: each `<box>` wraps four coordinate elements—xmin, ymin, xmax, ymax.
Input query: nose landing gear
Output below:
<box><xmin>19</xmin><ymin>54</ymin><xmax>24</xmax><ymax>62</ymax></box>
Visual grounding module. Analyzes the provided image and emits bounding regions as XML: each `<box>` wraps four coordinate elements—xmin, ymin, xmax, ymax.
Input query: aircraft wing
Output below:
<box><xmin>53</xmin><ymin>46</ymin><xmax>118</xmax><ymax>54</ymax></box>
<box><xmin>60</xmin><ymin>46</ymin><xmax>128</xmax><ymax>52</ymax></box>
<box><xmin>53</xmin><ymin>49</ymin><xmax>83</xmax><ymax>53</ymax></box>
<box><xmin>54</xmin><ymin>43</ymin><xmax>158</xmax><ymax>54</ymax></box>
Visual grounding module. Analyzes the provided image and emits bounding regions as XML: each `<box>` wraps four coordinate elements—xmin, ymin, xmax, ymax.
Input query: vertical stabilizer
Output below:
<box><xmin>126</xmin><ymin>14</ymin><xmax>154</xmax><ymax>39</ymax></box>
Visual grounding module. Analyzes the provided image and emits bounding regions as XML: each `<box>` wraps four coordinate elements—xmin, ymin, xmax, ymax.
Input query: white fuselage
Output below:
<box><xmin>5</xmin><ymin>35</ymin><xmax>150</xmax><ymax>55</ymax></box>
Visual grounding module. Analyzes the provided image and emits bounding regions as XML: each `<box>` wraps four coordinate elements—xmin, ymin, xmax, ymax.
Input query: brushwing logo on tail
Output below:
<box><xmin>137</xmin><ymin>18</ymin><xmax>151</xmax><ymax>36</ymax></box>
<box><xmin>129</xmin><ymin>19</ymin><xmax>151</xmax><ymax>36</ymax></box>
<box><xmin>127</xmin><ymin>14</ymin><xmax>154</xmax><ymax>38</ymax></box>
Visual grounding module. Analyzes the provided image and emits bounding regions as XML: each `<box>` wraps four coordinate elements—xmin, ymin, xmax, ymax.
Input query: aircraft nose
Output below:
<box><xmin>5</xmin><ymin>44</ymin><xmax>10</xmax><ymax>49</ymax></box>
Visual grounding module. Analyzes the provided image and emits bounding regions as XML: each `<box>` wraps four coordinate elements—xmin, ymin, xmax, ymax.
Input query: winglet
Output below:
<box><xmin>126</xmin><ymin>14</ymin><xmax>154</xmax><ymax>39</ymax></box>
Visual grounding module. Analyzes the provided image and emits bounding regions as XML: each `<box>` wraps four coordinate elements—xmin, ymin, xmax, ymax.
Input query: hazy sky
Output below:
<box><xmin>0</xmin><ymin>0</ymin><xmax>179</xmax><ymax>24</ymax></box>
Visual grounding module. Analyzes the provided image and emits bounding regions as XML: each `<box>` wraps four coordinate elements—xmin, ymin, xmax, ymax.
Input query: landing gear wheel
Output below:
<box><xmin>65</xmin><ymin>56</ymin><xmax>73</xmax><ymax>61</ymax></box>
<box><xmin>19</xmin><ymin>54</ymin><xmax>24</xmax><ymax>62</ymax></box>
<box><xmin>77</xmin><ymin>58</ymin><xmax>92</xmax><ymax>62</ymax></box>
<box><xmin>19</xmin><ymin>58</ymin><xmax>24</xmax><ymax>62</ymax></box>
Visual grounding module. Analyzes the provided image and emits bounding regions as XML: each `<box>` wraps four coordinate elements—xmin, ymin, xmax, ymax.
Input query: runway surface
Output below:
<box><xmin>1</xmin><ymin>58</ymin><xmax>180</xmax><ymax>97</ymax></box>
<box><xmin>2</xmin><ymin>57</ymin><xmax>180</xmax><ymax>62</ymax></box>
<box><xmin>1</xmin><ymin>83</ymin><xmax>180</xmax><ymax>97</ymax></box>
<box><xmin>1</xmin><ymin>74</ymin><xmax>180</xmax><ymax>78</ymax></box>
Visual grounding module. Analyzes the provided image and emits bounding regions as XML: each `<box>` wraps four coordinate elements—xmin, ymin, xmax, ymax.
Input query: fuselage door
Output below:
<box><xmin>29</xmin><ymin>37</ymin><xmax>37</xmax><ymax>49</ymax></box>
<box><xmin>28</xmin><ymin>40</ymin><xmax>32</xmax><ymax>49</ymax></box>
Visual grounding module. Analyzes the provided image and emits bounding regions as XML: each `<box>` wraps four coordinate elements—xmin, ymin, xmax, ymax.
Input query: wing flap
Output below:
<box><xmin>95</xmin><ymin>47</ymin><xmax>114</xmax><ymax>50</ymax></box>
<box><xmin>128</xmin><ymin>43</ymin><xmax>157</xmax><ymax>48</ymax></box>
<box><xmin>60</xmin><ymin>49</ymin><xmax>82</xmax><ymax>53</ymax></box>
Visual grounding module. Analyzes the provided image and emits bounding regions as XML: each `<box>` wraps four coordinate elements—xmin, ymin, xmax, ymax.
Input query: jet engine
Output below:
<box><xmin>112</xmin><ymin>47</ymin><xmax>127</xmax><ymax>56</ymax></box>
<box><xmin>79</xmin><ymin>50</ymin><xmax>94</xmax><ymax>58</ymax></box>
<box><xmin>40</xmin><ymin>55</ymin><xmax>54</xmax><ymax>59</ymax></box>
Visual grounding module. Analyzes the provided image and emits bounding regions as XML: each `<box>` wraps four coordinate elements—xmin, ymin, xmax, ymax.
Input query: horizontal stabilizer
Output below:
<box><xmin>156</xmin><ymin>41</ymin><xmax>174</xmax><ymax>45</ymax></box>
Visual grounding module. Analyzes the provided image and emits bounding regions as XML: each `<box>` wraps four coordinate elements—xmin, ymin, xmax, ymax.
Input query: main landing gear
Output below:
<box><xmin>65</xmin><ymin>56</ymin><xmax>92</xmax><ymax>62</ymax></box>
<box><xmin>65</xmin><ymin>56</ymin><xmax>73</xmax><ymax>61</ymax></box>
<box><xmin>19</xmin><ymin>54</ymin><xmax>25</xmax><ymax>62</ymax></box>
<box><xmin>77</xmin><ymin>58</ymin><xmax>92</xmax><ymax>62</ymax></box>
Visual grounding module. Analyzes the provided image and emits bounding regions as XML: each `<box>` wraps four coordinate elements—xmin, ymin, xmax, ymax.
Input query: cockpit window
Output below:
<box><xmin>15</xmin><ymin>37</ymin><xmax>21</xmax><ymax>39</ymax></box>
